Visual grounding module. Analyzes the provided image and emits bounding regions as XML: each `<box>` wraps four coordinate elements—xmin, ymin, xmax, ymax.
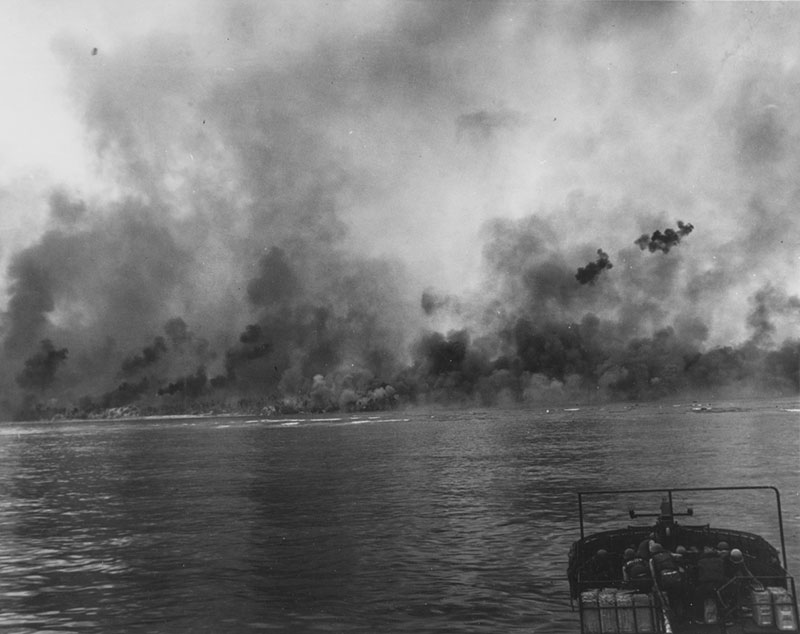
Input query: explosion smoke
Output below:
<box><xmin>575</xmin><ymin>249</ymin><xmax>613</xmax><ymax>285</ymax></box>
<box><xmin>1</xmin><ymin>3</ymin><xmax>799</xmax><ymax>419</ymax></box>
<box><xmin>635</xmin><ymin>221</ymin><xmax>694</xmax><ymax>254</ymax></box>
<box><xmin>120</xmin><ymin>336</ymin><xmax>167</xmax><ymax>377</ymax></box>
<box><xmin>247</xmin><ymin>248</ymin><xmax>297</xmax><ymax>309</ymax></box>
<box><xmin>100</xmin><ymin>378</ymin><xmax>150</xmax><ymax>409</ymax></box>
<box><xmin>15</xmin><ymin>339</ymin><xmax>68</xmax><ymax>392</ymax></box>
<box><xmin>158</xmin><ymin>367</ymin><xmax>208</xmax><ymax>398</ymax></box>
<box><xmin>747</xmin><ymin>284</ymin><xmax>800</xmax><ymax>347</ymax></box>
<box><xmin>3</xmin><ymin>252</ymin><xmax>55</xmax><ymax>357</ymax></box>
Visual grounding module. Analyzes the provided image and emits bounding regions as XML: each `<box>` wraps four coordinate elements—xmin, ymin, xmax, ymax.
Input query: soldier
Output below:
<box><xmin>693</xmin><ymin>546</ymin><xmax>727</xmax><ymax>623</ymax></box>
<box><xmin>650</xmin><ymin>543</ymin><xmax>685</xmax><ymax>615</ymax></box>
<box><xmin>623</xmin><ymin>548</ymin><xmax>652</xmax><ymax>593</ymax></box>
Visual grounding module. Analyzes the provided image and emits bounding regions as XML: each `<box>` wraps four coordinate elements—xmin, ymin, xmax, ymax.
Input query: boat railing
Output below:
<box><xmin>572</xmin><ymin>487</ymin><xmax>798</xmax><ymax>632</ymax></box>
<box><xmin>577</xmin><ymin>486</ymin><xmax>790</xmax><ymax>571</ymax></box>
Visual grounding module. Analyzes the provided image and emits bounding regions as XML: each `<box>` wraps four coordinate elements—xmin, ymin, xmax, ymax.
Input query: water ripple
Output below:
<box><xmin>0</xmin><ymin>401</ymin><xmax>797</xmax><ymax>632</ymax></box>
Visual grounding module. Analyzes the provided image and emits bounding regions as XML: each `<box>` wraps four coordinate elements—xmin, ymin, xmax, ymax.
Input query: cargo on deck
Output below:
<box><xmin>567</xmin><ymin>487</ymin><xmax>799</xmax><ymax>633</ymax></box>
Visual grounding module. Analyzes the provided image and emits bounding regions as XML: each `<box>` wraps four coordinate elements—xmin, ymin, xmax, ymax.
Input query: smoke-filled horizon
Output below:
<box><xmin>1</xmin><ymin>2</ymin><xmax>798</xmax><ymax>418</ymax></box>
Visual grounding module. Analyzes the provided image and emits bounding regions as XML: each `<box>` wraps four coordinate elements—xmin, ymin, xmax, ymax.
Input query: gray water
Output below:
<box><xmin>0</xmin><ymin>399</ymin><xmax>798</xmax><ymax>633</ymax></box>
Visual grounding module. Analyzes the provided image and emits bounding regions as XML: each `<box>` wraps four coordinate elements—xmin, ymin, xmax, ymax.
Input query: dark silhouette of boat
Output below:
<box><xmin>567</xmin><ymin>487</ymin><xmax>799</xmax><ymax>632</ymax></box>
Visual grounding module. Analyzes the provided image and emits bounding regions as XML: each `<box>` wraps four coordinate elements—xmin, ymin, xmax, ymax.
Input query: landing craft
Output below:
<box><xmin>567</xmin><ymin>487</ymin><xmax>799</xmax><ymax>632</ymax></box>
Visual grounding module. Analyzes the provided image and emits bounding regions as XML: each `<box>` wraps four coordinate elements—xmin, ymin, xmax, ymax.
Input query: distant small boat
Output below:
<box><xmin>567</xmin><ymin>486</ymin><xmax>799</xmax><ymax>632</ymax></box>
<box><xmin>690</xmin><ymin>406</ymin><xmax>745</xmax><ymax>414</ymax></box>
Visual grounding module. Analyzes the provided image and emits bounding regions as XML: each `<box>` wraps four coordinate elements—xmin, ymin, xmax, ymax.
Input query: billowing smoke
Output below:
<box><xmin>247</xmin><ymin>248</ymin><xmax>297</xmax><ymax>308</ymax></box>
<box><xmin>1</xmin><ymin>3</ymin><xmax>799</xmax><ymax>419</ymax></box>
<box><xmin>120</xmin><ymin>337</ymin><xmax>167</xmax><ymax>377</ymax></box>
<box><xmin>157</xmin><ymin>367</ymin><xmax>208</xmax><ymax>398</ymax></box>
<box><xmin>16</xmin><ymin>339</ymin><xmax>68</xmax><ymax>392</ymax></box>
<box><xmin>575</xmin><ymin>249</ymin><xmax>613</xmax><ymax>285</ymax></box>
<box><xmin>635</xmin><ymin>221</ymin><xmax>694</xmax><ymax>254</ymax></box>
<box><xmin>3</xmin><ymin>251</ymin><xmax>55</xmax><ymax>357</ymax></box>
<box><xmin>747</xmin><ymin>284</ymin><xmax>800</xmax><ymax>347</ymax></box>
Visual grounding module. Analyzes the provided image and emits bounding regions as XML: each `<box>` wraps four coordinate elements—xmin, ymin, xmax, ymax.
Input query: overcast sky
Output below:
<box><xmin>0</xmin><ymin>1</ymin><xmax>798</xmax><ymax>392</ymax></box>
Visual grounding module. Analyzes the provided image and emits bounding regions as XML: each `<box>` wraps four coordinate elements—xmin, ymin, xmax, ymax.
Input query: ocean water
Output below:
<box><xmin>0</xmin><ymin>398</ymin><xmax>798</xmax><ymax>633</ymax></box>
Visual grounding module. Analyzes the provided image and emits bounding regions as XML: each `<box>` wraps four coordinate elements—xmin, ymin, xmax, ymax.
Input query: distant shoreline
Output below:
<box><xmin>2</xmin><ymin>394</ymin><xmax>797</xmax><ymax>426</ymax></box>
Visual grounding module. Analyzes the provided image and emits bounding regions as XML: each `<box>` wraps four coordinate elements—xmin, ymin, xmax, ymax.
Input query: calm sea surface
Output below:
<box><xmin>0</xmin><ymin>398</ymin><xmax>798</xmax><ymax>633</ymax></box>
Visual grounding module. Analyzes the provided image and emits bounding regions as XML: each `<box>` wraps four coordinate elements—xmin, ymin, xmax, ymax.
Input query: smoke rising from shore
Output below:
<box><xmin>1</xmin><ymin>2</ymin><xmax>798</xmax><ymax>418</ymax></box>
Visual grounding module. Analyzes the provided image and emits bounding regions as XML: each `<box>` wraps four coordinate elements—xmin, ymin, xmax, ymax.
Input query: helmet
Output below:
<box><xmin>717</xmin><ymin>541</ymin><xmax>730</xmax><ymax>551</ymax></box>
<box><xmin>675</xmin><ymin>546</ymin><xmax>687</xmax><ymax>555</ymax></box>
<box><xmin>730</xmin><ymin>549</ymin><xmax>744</xmax><ymax>563</ymax></box>
<box><xmin>650</xmin><ymin>543</ymin><xmax>664</xmax><ymax>554</ymax></box>
<box><xmin>597</xmin><ymin>549</ymin><xmax>608</xmax><ymax>558</ymax></box>
<box><xmin>624</xmin><ymin>548</ymin><xmax>635</xmax><ymax>560</ymax></box>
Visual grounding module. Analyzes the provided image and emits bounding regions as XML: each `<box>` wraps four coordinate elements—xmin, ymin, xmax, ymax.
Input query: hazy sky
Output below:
<box><xmin>0</xmin><ymin>1</ymin><xmax>798</xmax><ymax>396</ymax></box>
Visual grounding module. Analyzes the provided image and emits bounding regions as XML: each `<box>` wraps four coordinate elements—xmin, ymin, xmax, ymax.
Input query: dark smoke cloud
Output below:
<box><xmin>120</xmin><ymin>336</ymin><xmax>167</xmax><ymax>377</ymax></box>
<box><xmin>158</xmin><ymin>367</ymin><xmax>207</xmax><ymax>398</ymax></box>
<box><xmin>481</xmin><ymin>215</ymin><xmax>618</xmax><ymax>326</ymax></box>
<box><xmin>100</xmin><ymin>377</ymin><xmax>150</xmax><ymax>410</ymax></box>
<box><xmin>15</xmin><ymin>339</ymin><xmax>68</xmax><ymax>392</ymax></box>
<box><xmin>635</xmin><ymin>221</ymin><xmax>694</xmax><ymax>254</ymax></box>
<box><xmin>3</xmin><ymin>251</ymin><xmax>55</xmax><ymax>356</ymax></box>
<box><xmin>1</xmin><ymin>197</ymin><xmax>193</xmax><ymax>374</ymax></box>
<box><xmin>575</xmin><ymin>249</ymin><xmax>613</xmax><ymax>285</ymax></box>
<box><xmin>747</xmin><ymin>284</ymin><xmax>800</xmax><ymax>347</ymax></box>
<box><xmin>247</xmin><ymin>247</ymin><xmax>297</xmax><ymax>308</ymax></box>
<box><xmin>164</xmin><ymin>317</ymin><xmax>191</xmax><ymax>348</ymax></box>
<box><xmin>415</xmin><ymin>329</ymin><xmax>469</xmax><ymax>376</ymax></box>
<box><xmin>223</xmin><ymin>322</ymin><xmax>272</xmax><ymax>382</ymax></box>
<box><xmin>764</xmin><ymin>340</ymin><xmax>800</xmax><ymax>393</ymax></box>
<box><xmin>2</xmin><ymin>3</ymin><xmax>799</xmax><ymax>418</ymax></box>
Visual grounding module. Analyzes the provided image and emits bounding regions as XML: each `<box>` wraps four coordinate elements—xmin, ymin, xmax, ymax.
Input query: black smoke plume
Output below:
<box><xmin>3</xmin><ymin>252</ymin><xmax>55</xmax><ymax>357</ymax></box>
<box><xmin>575</xmin><ymin>249</ymin><xmax>613</xmax><ymax>285</ymax></box>
<box><xmin>15</xmin><ymin>339</ymin><xmax>68</xmax><ymax>393</ymax></box>
<box><xmin>247</xmin><ymin>248</ymin><xmax>297</xmax><ymax>308</ymax></box>
<box><xmin>164</xmin><ymin>317</ymin><xmax>192</xmax><ymax>348</ymax></box>
<box><xmin>158</xmin><ymin>367</ymin><xmax>208</xmax><ymax>398</ymax></box>
<box><xmin>120</xmin><ymin>336</ymin><xmax>168</xmax><ymax>377</ymax></box>
<box><xmin>416</xmin><ymin>329</ymin><xmax>469</xmax><ymax>375</ymax></box>
<box><xmin>100</xmin><ymin>378</ymin><xmax>151</xmax><ymax>409</ymax></box>
<box><xmin>635</xmin><ymin>221</ymin><xmax>694</xmax><ymax>253</ymax></box>
<box><xmin>2</xmin><ymin>5</ymin><xmax>799</xmax><ymax>420</ymax></box>
<box><xmin>746</xmin><ymin>284</ymin><xmax>800</xmax><ymax>347</ymax></box>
